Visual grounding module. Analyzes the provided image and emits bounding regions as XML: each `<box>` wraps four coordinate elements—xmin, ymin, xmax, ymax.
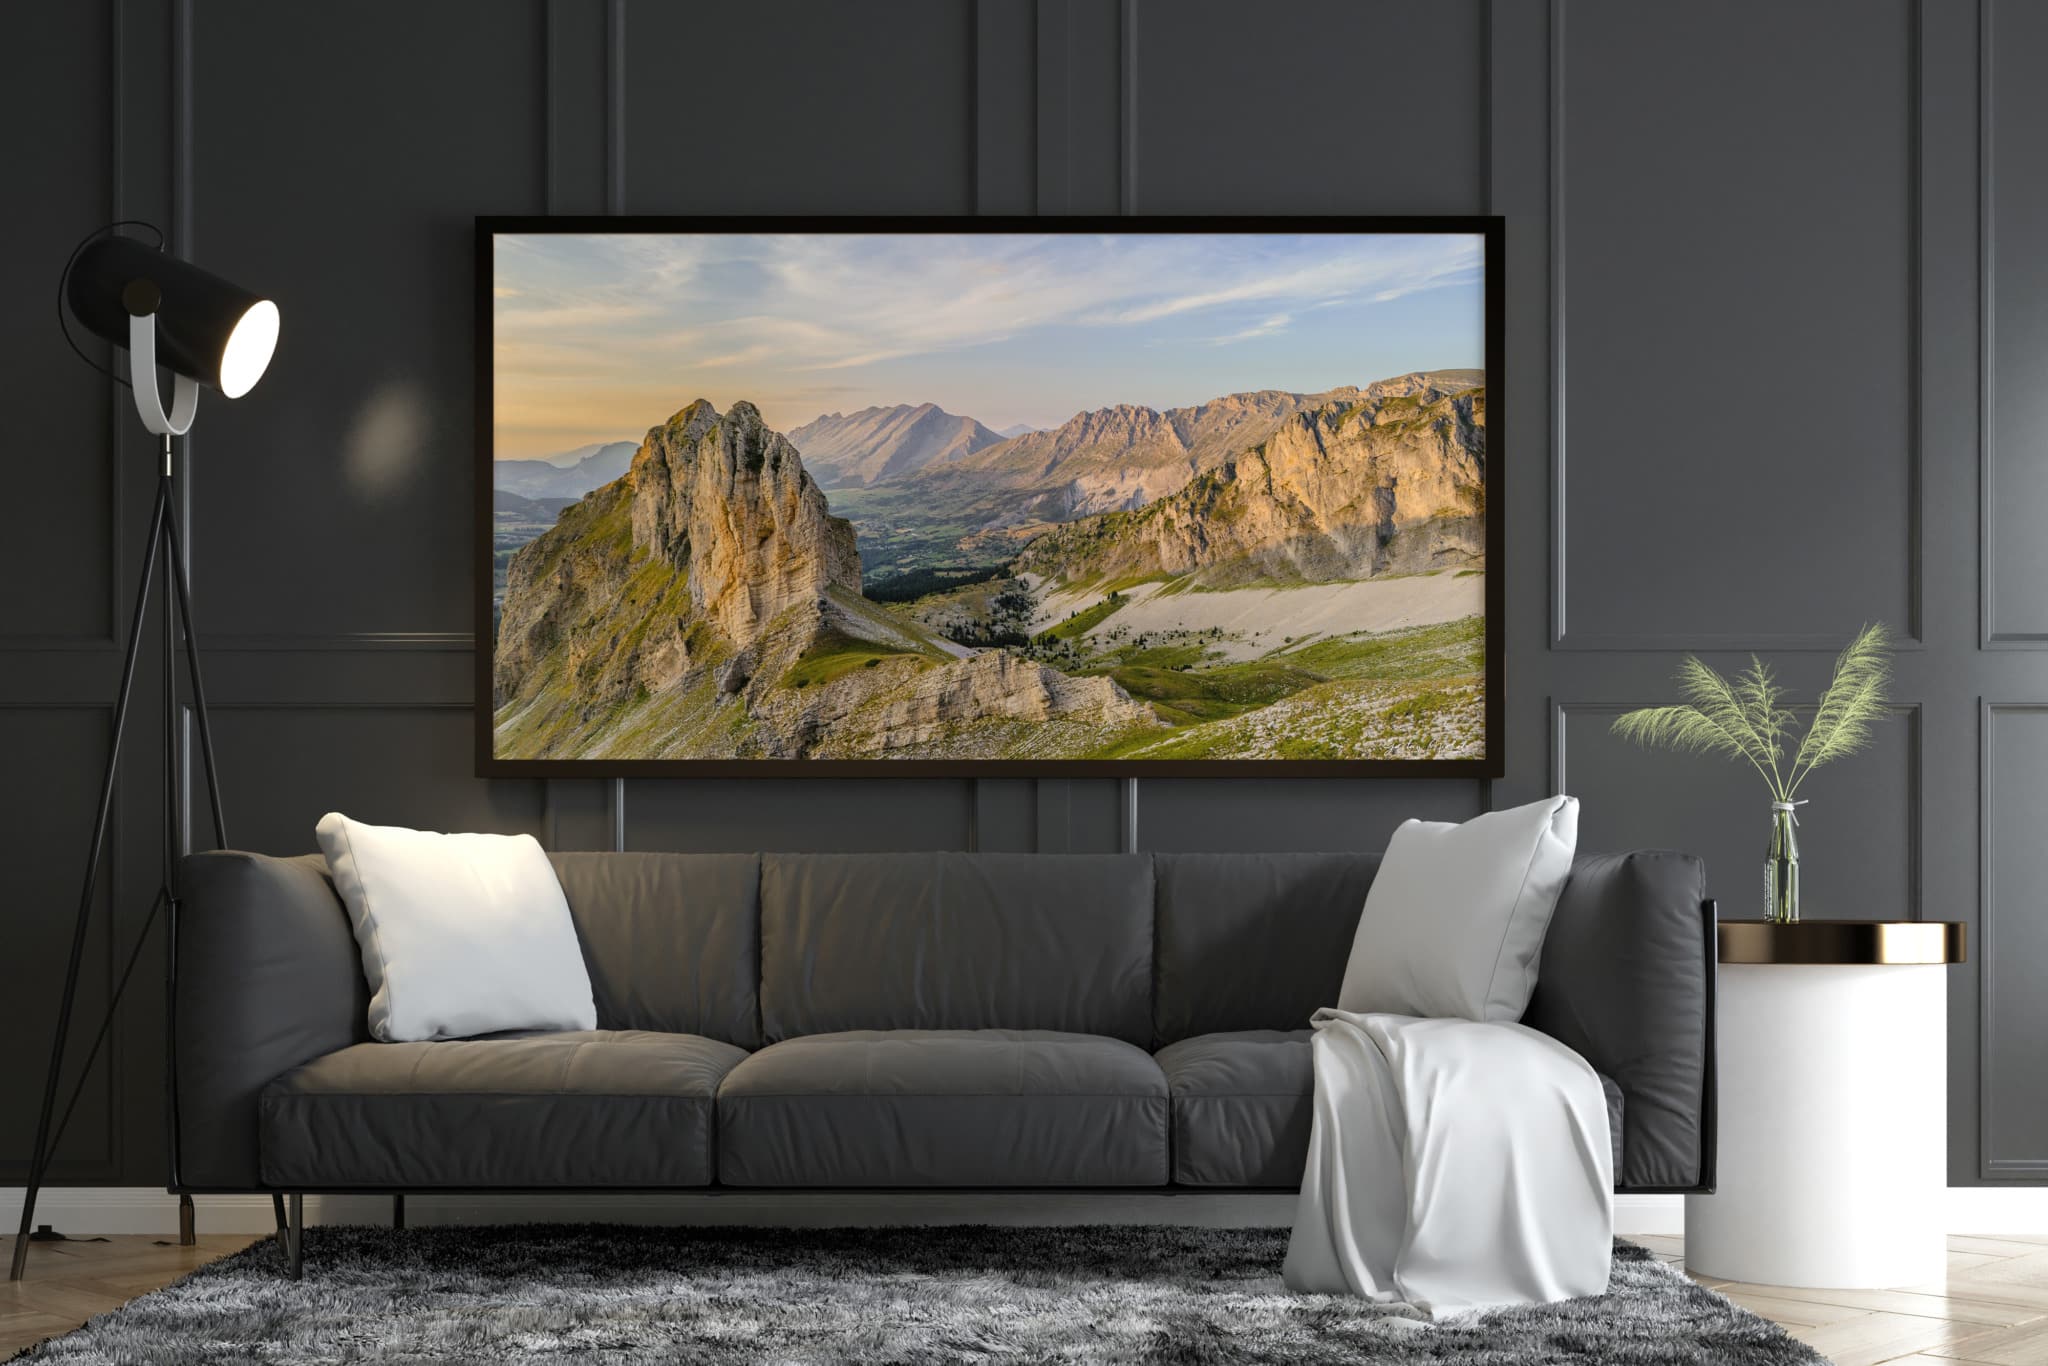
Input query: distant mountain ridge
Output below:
<box><xmin>1017</xmin><ymin>383</ymin><xmax>1485</xmax><ymax>587</ymax></box>
<box><xmin>884</xmin><ymin>369</ymin><xmax>1483</xmax><ymax>524</ymax></box>
<box><xmin>788</xmin><ymin>403</ymin><xmax>1004</xmax><ymax>488</ymax></box>
<box><xmin>493</xmin><ymin>489</ymin><xmax>578</xmax><ymax>520</ymax></box>
<box><xmin>545</xmin><ymin>439</ymin><xmax>635</xmax><ymax>470</ymax></box>
<box><xmin>494</xmin><ymin>440</ymin><xmax>637</xmax><ymax>499</ymax></box>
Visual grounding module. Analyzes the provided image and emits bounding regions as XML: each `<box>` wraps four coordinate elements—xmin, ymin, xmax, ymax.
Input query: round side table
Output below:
<box><xmin>1684</xmin><ymin>919</ymin><xmax>1967</xmax><ymax>1290</ymax></box>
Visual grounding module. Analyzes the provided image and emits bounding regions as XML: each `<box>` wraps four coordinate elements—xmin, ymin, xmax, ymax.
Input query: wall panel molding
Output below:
<box><xmin>0</xmin><ymin>705</ymin><xmax>124</xmax><ymax>1182</ymax></box>
<box><xmin>185</xmin><ymin>702</ymin><xmax>546</xmax><ymax>855</ymax></box>
<box><xmin>203</xmin><ymin>633</ymin><xmax>474</xmax><ymax>653</ymax></box>
<box><xmin>1033</xmin><ymin>0</ymin><xmax>1122</xmax><ymax>217</ymax></box>
<box><xmin>1549</xmin><ymin>0</ymin><xmax>1927</xmax><ymax>652</ymax></box>
<box><xmin>181</xmin><ymin>0</ymin><xmax>548</xmax><ymax>644</ymax></box>
<box><xmin>1979</xmin><ymin>0</ymin><xmax>2003</xmax><ymax>645</ymax></box>
<box><xmin>1978</xmin><ymin>701</ymin><xmax>2048</xmax><ymax>1175</ymax></box>
<box><xmin>171</xmin><ymin>0</ymin><xmax>195</xmax><ymax>585</ymax></box>
<box><xmin>3</xmin><ymin>0</ymin><xmax>121</xmax><ymax>647</ymax></box>
<box><xmin>97</xmin><ymin>0</ymin><xmax>127</xmax><ymax>650</ymax></box>
<box><xmin>1034</xmin><ymin>0</ymin><xmax>1070</xmax><ymax>213</ymax></box>
<box><xmin>1976</xmin><ymin>0</ymin><xmax>2048</xmax><ymax>649</ymax></box>
<box><xmin>1479</xmin><ymin>0</ymin><xmax>1493</xmax><ymax>213</ymax></box>
<box><xmin>973</xmin><ymin>0</ymin><xmax>1035</xmax><ymax>215</ymax></box>
<box><xmin>1546</xmin><ymin>0</ymin><xmax>1565</xmax><ymax>649</ymax></box>
<box><xmin>605</xmin><ymin>0</ymin><xmax>623</xmax><ymax>215</ymax></box>
<box><xmin>1034</xmin><ymin>778</ymin><xmax>1071</xmax><ymax>853</ymax></box>
<box><xmin>1120</xmin><ymin>0</ymin><xmax>1136</xmax><ymax>214</ymax></box>
<box><xmin>542</xmin><ymin>0</ymin><xmax>606</xmax><ymax>216</ymax></box>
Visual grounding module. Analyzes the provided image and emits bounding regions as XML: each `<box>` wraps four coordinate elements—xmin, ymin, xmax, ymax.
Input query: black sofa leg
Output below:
<box><xmin>278</xmin><ymin>1194</ymin><xmax>303</xmax><ymax>1280</ymax></box>
<box><xmin>177</xmin><ymin>1194</ymin><xmax>195</xmax><ymax>1246</ymax></box>
<box><xmin>392</xmin><ymin>1194</ymin><xmax>405</xmax><ymax>1230</ymax></box>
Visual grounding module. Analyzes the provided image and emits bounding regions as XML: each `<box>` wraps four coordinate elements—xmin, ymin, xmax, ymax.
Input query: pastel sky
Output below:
<box><xmin>492</xmin><ymin>231</ymin><xmax>1484</xmax><ymax>462</ymax></box>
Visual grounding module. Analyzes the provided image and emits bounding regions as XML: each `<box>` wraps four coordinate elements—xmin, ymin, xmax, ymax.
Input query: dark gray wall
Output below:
<box><xmin>1</xmin><ymin>0</ymin><xmax>2035</xmax><ymax>1188</ymax></box>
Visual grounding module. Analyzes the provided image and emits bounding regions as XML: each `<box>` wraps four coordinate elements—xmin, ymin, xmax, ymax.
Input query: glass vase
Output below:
<box><xmin>1765</xmin><ymin>802</ymin><xmax>1801</xmax><ymax>923</ymax></box>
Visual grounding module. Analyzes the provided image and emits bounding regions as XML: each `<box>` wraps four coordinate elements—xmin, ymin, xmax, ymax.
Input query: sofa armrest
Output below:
<box><xmin>1523</xmin><ymin>850</ymin><xmax>1712</xmax><ymax>1192</ymax></box>
<box><xmin>174</xmin><ymin>850</ymin><xmax>367</xmax><ymax>1190</ymax></box>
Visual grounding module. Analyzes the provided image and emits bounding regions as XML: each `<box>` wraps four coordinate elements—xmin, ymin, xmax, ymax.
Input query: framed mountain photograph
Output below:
<box><xmin>476</xmin><ymin>217</ymin><xmax>1503</xmax><ymax>776</ymax></box>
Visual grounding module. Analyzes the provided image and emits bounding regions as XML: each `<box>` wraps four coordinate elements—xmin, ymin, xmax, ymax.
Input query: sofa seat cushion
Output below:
<box><xmin>1157</xmin><ymin>1030</ymin><xmax>1315</xmax><ymax>1187</ymax></box>
<box><xmin>717</xmin><ymin>1030</ymin><xmax>1168</xmax><ymax>1187</ymax></box>
<box><xmin>1157</xmin><ymin>1031</ymin><xmax>1627</xmax><ymax>1188</ymax></box>
<box><xmin>260</xmin><ymin>1030</ymin><xmax>747</xmax><ymax>1188</ymax></box>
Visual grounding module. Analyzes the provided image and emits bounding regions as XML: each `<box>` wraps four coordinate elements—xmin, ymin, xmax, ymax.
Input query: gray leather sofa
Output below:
<box><xmin>173</xmin><ymin>848</ymin><xmax>1714</xmax><ymax>1265</ymax></box>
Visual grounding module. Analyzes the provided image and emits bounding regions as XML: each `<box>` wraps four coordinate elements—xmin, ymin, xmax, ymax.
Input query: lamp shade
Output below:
<box><xmin>66</xmin><ymin>235</ymin><xmax>278</xmax><ymax>398</ymax></box>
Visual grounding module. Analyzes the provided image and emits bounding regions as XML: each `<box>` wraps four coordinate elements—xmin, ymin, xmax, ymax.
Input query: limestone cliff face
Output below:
<box><xmin>866</xmin><ymin>650</ymin><xmax>1155</xmax><ymax>752</ymax></box>
<box><xmin>1017</xmin><ymin>386</ymin><xmax>1485</xmax><ymax>586</ymax></box>
<box><xmin>494</xmin><ymin>399</ymin><xmax>858</xmax><ymax>714</ymax></box>
<box><xmin>494</xmin><ymin>477</ymin><xmax>636</xmax><ymax>710</ymax></box>
<box><xmin>629</xmin><ymin>399</ymin><xmax>862</xmax><ymax>648</ymax></box>
<box><xmin>736</xmin><ymin>640</ymin><xmax>1160</xmax><ymax>759</ymax></box>
<box><xmin>897</xmin><ymin>370</ymin><xmax>1483</xmax><ymax>526</ymax></box>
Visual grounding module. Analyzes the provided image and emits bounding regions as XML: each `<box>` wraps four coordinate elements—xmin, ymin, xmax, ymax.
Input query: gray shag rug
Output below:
<box><xmin>10</xmin><ymin>1224</ymin><xmax>1823</xmax><ymax>1364</ymax></box>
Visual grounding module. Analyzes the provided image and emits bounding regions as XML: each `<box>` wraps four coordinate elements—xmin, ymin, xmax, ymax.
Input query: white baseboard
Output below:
<box><xmin>3</xmin><ymin>1187</ymin><xmax>2041</xmax><ymax>1239</ymax></box>
<box><xmin>1614</xmin><ymin>1195</ymin><xmax>1684</xmax><ymax>1235</ymax></box>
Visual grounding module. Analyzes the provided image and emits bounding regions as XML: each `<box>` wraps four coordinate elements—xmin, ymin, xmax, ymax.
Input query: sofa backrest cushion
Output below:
<box><xmin>176</xmin><ymin>851</ymin><xmax>369</xmax><ymax>1190</ymax></box>
<box><xmin>1153</xmin><ymin>852</ymin><xmax>1381</xmax><ymax>1043</ymax></box>
<box><xmin>548</xmin><ymin>852</ymin><xmax>761</xmax><ymax>1049</ymax></box>
<box><xmin>1523</xmin><ymin>849</ymin><xmax>1710</xmax><ymax>1190</ymax></box>
<box><xmin>759</xmin><ymin>852</ymin><xmax>1154</xmax><ymax>1044</ymax></box>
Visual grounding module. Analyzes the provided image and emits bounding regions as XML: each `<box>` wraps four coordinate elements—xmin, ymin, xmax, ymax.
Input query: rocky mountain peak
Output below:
<box><xmin>628</xmin><ymin>399</ymin><xmax>860</xmax><ymax>647</ymax></box>
<box><xmin>1065</xmin><ymin>403</ymin><xmax>1177</xmax><ymax>441</ymax></box>
<box><xmin>785</xmin><ymin>402</ymin><xmax>1005</xmax><ymax>488</ymax></box>
<box><xmin>661</xmin><ymin>397</ymin><xmax>722</xmax><ymax>441</ymax></box>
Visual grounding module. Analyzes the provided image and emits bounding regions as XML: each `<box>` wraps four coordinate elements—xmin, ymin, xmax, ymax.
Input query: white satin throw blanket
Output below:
<box><xmin>1282</xmin><ymin>1009</ymin><xmax>1614</xmax><ymax>1315</ymax></box>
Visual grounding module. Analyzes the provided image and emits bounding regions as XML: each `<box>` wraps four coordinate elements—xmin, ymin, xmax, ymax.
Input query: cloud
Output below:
<box><xmin>496</xmin><ymin>230</ymin><xmax>1480</xmax><ymax>378</ymax></box>
<box><xmin>495</xmin><ymin>299</ymin><xmax>657</xmax><ymax>331</ymax></box>
<box><xmin>489</xmin><ymin>229</ymin><xmax>1486</xmax><ymax>447</ymax></box>
<box><xmin>1208</xmin><ymin>313</ymin><xmax>1292</xmax><ymax>345</ymax></box>
<box><xmin>1087</xmin><ymin>238</ymin><xmax>1482</xmax><ymax>327</ymax></box>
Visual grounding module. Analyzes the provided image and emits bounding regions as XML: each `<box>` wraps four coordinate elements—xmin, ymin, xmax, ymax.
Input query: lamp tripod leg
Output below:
<box><xmin>163</xmin><ymin>492</ymin><xmax>225</xmax><ymax>847</ymax></box>
<box><xmin>160</xmin><ymin>447</ymin><xmax>226</xmax><ymax>1211</ymax></box>
<box><xmin>9</xmin><ymin>483</ymin><xmax>171</xmax><ymax>1283</ymax></box>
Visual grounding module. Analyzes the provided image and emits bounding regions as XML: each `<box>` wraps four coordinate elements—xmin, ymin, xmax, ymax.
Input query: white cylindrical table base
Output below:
<box><xmin>1685</xmin><ymin>961</ymin><xmax>1946</xmax><ymax>1289</ymax></box>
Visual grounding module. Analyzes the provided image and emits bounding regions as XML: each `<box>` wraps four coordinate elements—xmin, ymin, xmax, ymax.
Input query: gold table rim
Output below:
<box><xmin>1716</xmin><ymin>919</ymin><xmax>1967</xmax><ymax>966</ymax></box>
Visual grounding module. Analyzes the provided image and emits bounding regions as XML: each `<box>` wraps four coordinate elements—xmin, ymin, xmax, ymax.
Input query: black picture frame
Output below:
<box><xmin>475</xmin><ymin>214</ymin><xmax>1505</xmax><ymax>779</ymax></box>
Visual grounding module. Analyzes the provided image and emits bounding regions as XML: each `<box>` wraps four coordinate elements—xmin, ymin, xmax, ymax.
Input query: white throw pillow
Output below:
<box><xmin>1337</xmin><ymin>795</ymin><xmax>1580</xmax><ymax>1022</ymax></box>
<box><xmin>315</xmin><ymin>813</ymin><xmax>596</xmax><ymax>1042</ymax></box>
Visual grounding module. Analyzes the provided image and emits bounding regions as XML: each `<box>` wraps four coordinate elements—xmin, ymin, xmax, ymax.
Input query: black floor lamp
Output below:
<box><xmin>9</xmin><ymin>224</ymin><xmax>280</xmax><ymax>1282</ymax></box>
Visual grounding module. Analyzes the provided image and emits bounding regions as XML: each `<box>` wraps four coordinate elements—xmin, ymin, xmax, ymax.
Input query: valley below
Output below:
<box><xmin>491</xmin><ymin>371</ymin><xmax>1487</xmax><ymax>763</ymax></box>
